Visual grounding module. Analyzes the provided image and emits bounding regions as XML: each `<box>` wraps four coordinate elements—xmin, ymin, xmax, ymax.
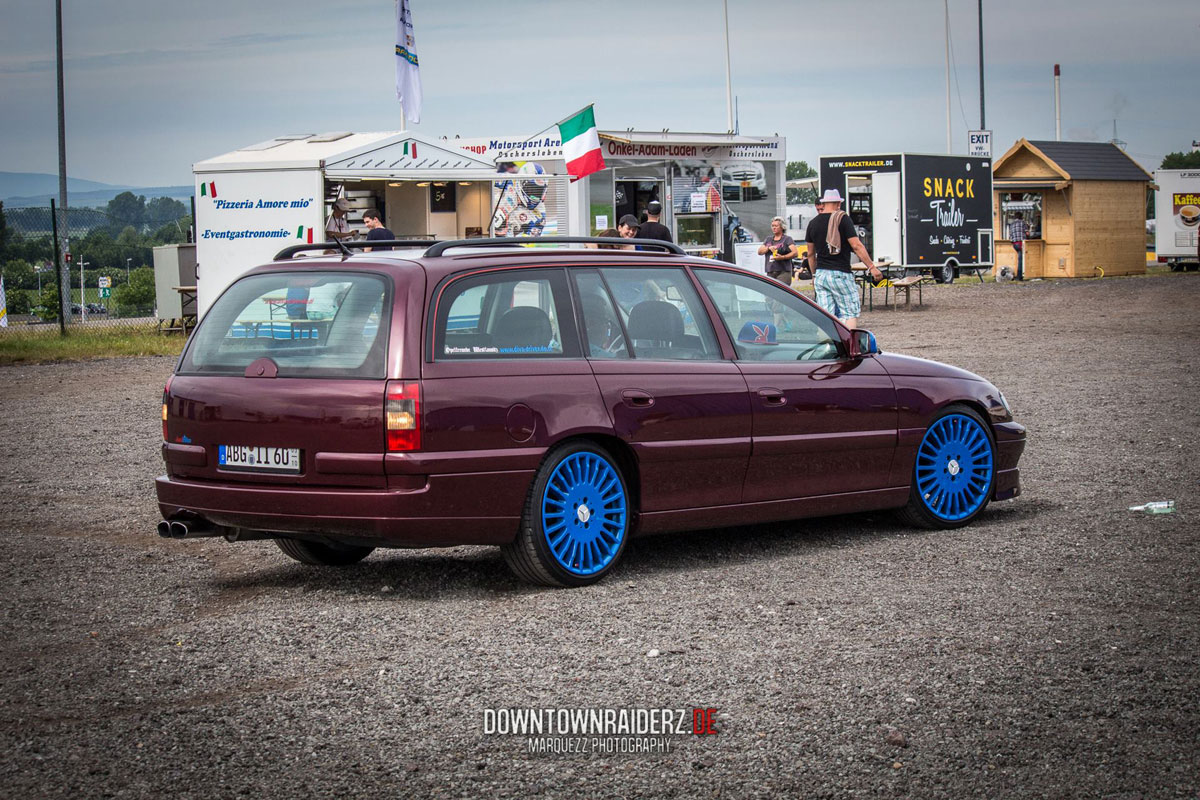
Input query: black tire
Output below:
<box><xmin>896</xmin><ymin>404</ymin><xmax>996</xmax><ymax>530</ymax></box>
<box><xmin>933</xmin><ymin>263</ymin><xmax>956</xmax><ymax>284</ymax></box>
<box><xmin>276</xmin><ymin>537</ymin><xmax>374</xmax><ymax>566</ymax></box>
<box><xmin>501</xmin><ymin>441</ymin><xmax>631</xmax><ymax>588</ymax></box>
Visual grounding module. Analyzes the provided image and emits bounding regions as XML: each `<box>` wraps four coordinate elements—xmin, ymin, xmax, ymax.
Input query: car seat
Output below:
<box><xmin>627</xmin><ymin>300</ymin><xmax>684</xmax><ymax>348</ymax></box>
<box><xmin>493</xmin><ymin>306</ymin><xmax>554</xmax><ymax>350</ymax></box>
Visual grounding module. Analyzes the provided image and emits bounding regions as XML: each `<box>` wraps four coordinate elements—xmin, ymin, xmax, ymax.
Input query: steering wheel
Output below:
<box><xmin>795</xmin><ymin>342</ymin><xmax>836</xmax><ymax>361</ymax></box>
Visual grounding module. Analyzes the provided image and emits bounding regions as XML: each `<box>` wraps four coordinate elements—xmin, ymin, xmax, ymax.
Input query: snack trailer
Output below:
<box><xmin>819</xmin><ymin>153</ymin><xmax>994</xmax><ymax>282</ymax></box>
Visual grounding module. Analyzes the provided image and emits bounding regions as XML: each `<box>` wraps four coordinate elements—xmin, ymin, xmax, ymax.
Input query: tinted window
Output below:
<box><xmin>572</xmin><ymin>271</ymin><xmax>629</xmax><ymax>360</ymax></box>
<box><xmin>598</xmin><ymin>267</ymin><xmax>720</xmax><ymax>360</ymax></box>
<box><xmin>696</xmin><ymin>269</ymin><xmax>843</xmax><ymax>361</ymax></box>
<box><xmin>435</xmin><ymin>268</ymin><xmax>579</xmax><ymax>359</ymax></box>
<box><xmin>180</xmin><ymin>271</ymin><xmax>389</xmax><ymax>377</ymax></box>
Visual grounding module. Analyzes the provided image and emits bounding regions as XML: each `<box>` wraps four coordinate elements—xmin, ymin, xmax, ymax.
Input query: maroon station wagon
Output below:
<box><xmin>156</xmin><ymin>237</ymin><xmax>1025</xmax><ymax>587</ymax></box>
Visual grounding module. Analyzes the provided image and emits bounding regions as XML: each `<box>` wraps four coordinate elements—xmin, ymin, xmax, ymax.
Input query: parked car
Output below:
<box><xmin>156</xmin><ymin>237</ymin><xmax>1025</xmax><ymax>587</ymax></box>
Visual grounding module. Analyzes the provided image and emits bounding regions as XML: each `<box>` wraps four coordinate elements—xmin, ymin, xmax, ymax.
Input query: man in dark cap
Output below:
<box><xmin>617</xmin><ymin>214</ymin><xmax>641</xmax><ymax>240</ymax></box>
<box><xmin>637</xmin><ymin>200</ymin><xmax>673</xmax><ymax>242</ymax></box>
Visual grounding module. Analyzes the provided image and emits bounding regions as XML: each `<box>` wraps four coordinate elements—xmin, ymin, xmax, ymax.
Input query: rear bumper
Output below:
<box><xmin>155</xmin><ymin>472</ymin><xmax>530</xmax><ymax>547</ymax></box>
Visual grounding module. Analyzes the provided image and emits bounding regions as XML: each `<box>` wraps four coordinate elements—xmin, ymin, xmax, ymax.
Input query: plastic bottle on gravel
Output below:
<box><xmin>1127</xmin><ymin>500</ymin><xmax>1176</xmax><ymax>514</ymax></box>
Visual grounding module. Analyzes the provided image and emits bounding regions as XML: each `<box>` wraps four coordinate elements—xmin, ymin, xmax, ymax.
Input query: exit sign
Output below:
<box><xmin>968</xmin><ymin>130</ymin><xmax>992</xmax><ymax>158</ymax></box>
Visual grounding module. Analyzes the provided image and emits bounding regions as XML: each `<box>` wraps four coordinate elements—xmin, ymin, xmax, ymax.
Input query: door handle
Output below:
<box><xmin>757</xmin><ymin>388</ymin><xmax>787</xmax><ymax>406</ymax></box>
<box><xmin>621</xmin><ymin>389</ymin><xmax>655</xmax><ymax>408</ymax></box>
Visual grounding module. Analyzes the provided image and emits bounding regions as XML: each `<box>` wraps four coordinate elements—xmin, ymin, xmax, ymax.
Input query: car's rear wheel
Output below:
<box><xmin>897</xmin><ymin>404</ymin><xmax>995</xmax><ymax>529</ymax></box>
<box><xmin>276</xmin><ymin>537</ymin><xmax>374</xmax><ymax>566</ymax></box>
<box><xmin>502</xmin><ymin>441</ymin><xmax>630</xmax><ymax>587</ymax></box>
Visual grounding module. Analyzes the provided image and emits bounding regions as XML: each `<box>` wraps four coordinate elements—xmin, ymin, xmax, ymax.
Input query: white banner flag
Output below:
<box><xmin>395</xmin><ymin>0</ymin><xmax>423</xmax><ymax>124</ymax></box>
<box><xmin>0</xmin><ymin>275</ymin><xmax>8</xmax><ymax>327</ymax></box>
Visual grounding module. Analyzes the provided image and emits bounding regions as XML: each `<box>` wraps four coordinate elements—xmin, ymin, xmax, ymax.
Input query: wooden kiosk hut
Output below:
<box><xmin>992</xmin><ymin>139</ymin><xmax>1151</xmax><ymax>278</ymax></box>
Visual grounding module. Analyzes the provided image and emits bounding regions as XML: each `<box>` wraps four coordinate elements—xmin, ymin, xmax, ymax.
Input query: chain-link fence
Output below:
<box><xmin>0</xmin><ymin>197</ymin><xmax>192</xmax><ymax>340</ymax></box>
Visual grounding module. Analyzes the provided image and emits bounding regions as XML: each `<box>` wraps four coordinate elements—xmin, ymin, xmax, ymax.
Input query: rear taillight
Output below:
<box><xmin>386</xmin><ymin>381</ymin><xmax>421</xmax><ymax>451</ymax></box>
<box><xmin>161</xmin><ymin>376</ymin><xmax>172</xmax><ymax>441</ymax></box>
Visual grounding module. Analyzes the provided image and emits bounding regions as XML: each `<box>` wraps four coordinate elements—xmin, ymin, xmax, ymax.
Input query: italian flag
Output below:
<box><xmin>558</xmin><ymin>105</ymin><xmax>604</xmax><ymax>182</ymax></box>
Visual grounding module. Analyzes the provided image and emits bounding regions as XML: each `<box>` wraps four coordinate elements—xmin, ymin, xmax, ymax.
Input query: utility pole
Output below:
<box><xmin>55</xmin><ymin>0</ymin><xmax>70</xmax><ymax>322</ymax></box>
<box><xmin>944</xmin><ymin>0</ymin><xmax>952</xmax><ymax>153</ymax></box>
<box><xmin>722</xmin><ymin>0</ymin><xmax>734</xmax><ymax>133</ymax></box>
<box><xmin>978</xmin><ymin>0</ymin><xmax>985</xmax><ymax>130</ymax></box>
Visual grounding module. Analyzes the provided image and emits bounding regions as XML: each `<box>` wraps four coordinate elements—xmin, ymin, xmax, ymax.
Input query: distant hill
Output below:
<box><xmin>0</xmin><ymin>172</ymin><xmax>192</xmax><ymax>209</ymax></box>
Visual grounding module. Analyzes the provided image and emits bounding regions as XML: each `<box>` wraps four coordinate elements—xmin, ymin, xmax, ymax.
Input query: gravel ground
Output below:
<box><xmin>1</xmin><ymin>273</ymin><xmax>1197</xmax><ymax>798</ymax></box>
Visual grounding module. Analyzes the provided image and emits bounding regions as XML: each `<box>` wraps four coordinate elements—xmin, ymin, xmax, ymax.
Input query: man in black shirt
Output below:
<box><xmin>637</xmin><ymin>200</ymin><xmax>673</xmax><ymax>242</ymax></box>
<box><xmin>805</xmin><ymin>189</ymin><xmax>882</xmax><ymax>329</ymax></box>
<box><xmin>362</xmin><ymin>208</ymin><xmax>395</xmax><ymax>252</ymax></box>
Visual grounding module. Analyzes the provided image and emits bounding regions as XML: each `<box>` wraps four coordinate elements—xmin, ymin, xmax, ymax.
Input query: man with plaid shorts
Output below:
<box><xmin>805</xmin><ymin>189</ymin><xmax>883</xmax><ymax>330</ymax></box>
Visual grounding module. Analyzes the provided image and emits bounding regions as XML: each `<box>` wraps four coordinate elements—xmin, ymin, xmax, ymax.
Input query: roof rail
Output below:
<box><xmin>424</xmin><ymin>236</ymin><xmax>687</xmax><ymax>258</ymax></box>
<box><xmin>273</xmin><ymin>240</ymin><xmax>438</xmax><ymax>260</ymax></box>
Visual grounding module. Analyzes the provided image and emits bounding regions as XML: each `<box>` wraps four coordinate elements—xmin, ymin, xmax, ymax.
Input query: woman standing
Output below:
<box><xmin>758</xmin><ymin>216</ymin><xmax>799</xmax><ymax>284</ymax></box>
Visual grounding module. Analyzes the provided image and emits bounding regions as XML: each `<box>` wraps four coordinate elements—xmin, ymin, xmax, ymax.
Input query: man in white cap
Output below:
<box><xmin>804</xmin><ymin>189</ymin><xmax>882</xmax><ymax>329</ymax></box>
<box><xmin>326</xmin><ymin>197</ymin><xmax>354</xmax><ymax>242</ymax></box>
<box><xmin>638</xmin><ymin>200</ymin><xmax>673</xmax><ymax>243</ymax></box>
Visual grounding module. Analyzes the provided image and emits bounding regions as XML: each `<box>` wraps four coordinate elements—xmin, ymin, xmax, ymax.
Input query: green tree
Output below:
<box><xmin>152</xmin><ymin>214</ymin><xmax>192</xmax><ymax>245</ymax></box>
<box><xmin>1161</xmin><ymin>151</ymin><xmax>1200</xmax><ymax>169</ymax></box>
<box><xmin>145</xmin><ymin>196</ymin><xmax>187</xmax><ymax>228</ymax></box>
<box><xmin>106</xmin><ymin>191</ymin><xmax>146</xmax><ymax>232</ymax></box>
<box><xmin>3</xmin><ymin>258</ymin><xmax>36</xmax><ymax>290</ymax></box>
<box><xmin>114</xmin><ymin>266</ymin><xmax>155</xmax><ymax>315</ymax></box>
<box><xmin>786</xmin><ymin>161</ymin><xmax>818</xmax><ymax>204</ymax></box>
<box><xmin>5</xmin><ymin>288</ymin><xmax>32</xmax><ymax>314</ymax></box>
<box><xmin>77</xmin><ymin>229</ymin><xmax>121</xmax><ymax>276</ymax></box>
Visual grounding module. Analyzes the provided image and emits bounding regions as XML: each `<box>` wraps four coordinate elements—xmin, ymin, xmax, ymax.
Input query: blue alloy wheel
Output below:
<box><xmin>540</xmin><ymin>451</ymin><xmax>628</xmax><ymax>576</ymax></box>
<box><xmin>914</xmin><ymin>413</ymin><xmax>994</xmax><ymax>522</ymax></box>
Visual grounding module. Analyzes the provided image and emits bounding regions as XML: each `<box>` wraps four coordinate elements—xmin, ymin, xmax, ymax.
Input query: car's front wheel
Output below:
<box><xmin>897</xmin><ymin>404</ymin><xmax>995</xmax><ymax>529</ymax></box>
<box><xmin>276</xmin><ymin>537</ymin><xmax>374</xmax><ymax>566</ymax></box>
<box><xmin>502</xmin><ymin>441</ymin><xmax>630</xmax><ymax>587</ymax></box>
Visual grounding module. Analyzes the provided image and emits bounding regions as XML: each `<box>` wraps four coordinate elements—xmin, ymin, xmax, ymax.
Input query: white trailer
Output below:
<box><xmin>192</xmin><ymin>132</ymin><xmax>500</xmax><ymax>314</ymax></box>
<box><xmin>1154</xmin><ymin>169</ymin><xmax>1200</xmax><ymax>270</ymax></box>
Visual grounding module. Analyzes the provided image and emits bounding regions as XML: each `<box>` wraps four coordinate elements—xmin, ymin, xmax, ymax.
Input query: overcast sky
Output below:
<box><xmin>1</xmin><ymin>0</ymin><xmax>1197</xmax><ymax>187</ymax></box>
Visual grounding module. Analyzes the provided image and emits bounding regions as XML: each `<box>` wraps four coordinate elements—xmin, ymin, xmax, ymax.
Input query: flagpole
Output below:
<box><xmin>400</xmin><ymin>101</ymin><xmax>406</xmax><ymax>133</ymax></box>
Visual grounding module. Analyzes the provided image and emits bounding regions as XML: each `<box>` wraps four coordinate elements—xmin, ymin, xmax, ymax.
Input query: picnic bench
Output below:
<box><xmin>883</xmin><ymin>275</ymin><xmax>932</xmax><ymax>309</ymax></box>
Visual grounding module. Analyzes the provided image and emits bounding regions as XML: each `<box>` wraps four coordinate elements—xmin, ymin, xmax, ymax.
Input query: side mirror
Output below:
<box><xmin>849</xmin><ymin>329</ymin><xmax>879</xmax><ymax>357</ymax></box>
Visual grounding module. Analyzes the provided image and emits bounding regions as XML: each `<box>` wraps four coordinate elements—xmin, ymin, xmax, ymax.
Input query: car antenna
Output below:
<box><xmin>333</xmin><ymin>238</ymin><xmax>353</xmax><ymax>261</ymax></box>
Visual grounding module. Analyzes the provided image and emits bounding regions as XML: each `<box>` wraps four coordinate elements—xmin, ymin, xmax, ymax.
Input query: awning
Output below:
<box><xmin>994</xmin><ymin>179</ymin><xmax>1071</xmax><ymax>191</ymax></box>
<box><xmin>785</xmin><ymin>176</ymin><xmax>820</xmax><ymax>190</ymax></box>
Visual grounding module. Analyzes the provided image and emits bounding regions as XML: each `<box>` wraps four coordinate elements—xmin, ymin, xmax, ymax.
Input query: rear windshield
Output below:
<box><xmin>179</xmin><ymin>271</ymin><xmax>390</xmax><ymax>377</ymax></box>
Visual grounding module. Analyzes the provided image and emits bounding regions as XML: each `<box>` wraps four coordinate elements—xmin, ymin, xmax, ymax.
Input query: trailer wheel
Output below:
<box><xmin>934</xmin><ymin>264</ymin><xmax>956</xmax><ymax>284</ymax></box>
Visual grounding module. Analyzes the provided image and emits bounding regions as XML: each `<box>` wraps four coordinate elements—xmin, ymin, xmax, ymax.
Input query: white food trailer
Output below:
<box><xmin>192</xmin><ymin>130</ymin><xmax>785</xmax><ymax>313</ymax></box>
<box><xmin>193</xmin><ymin>131</ymin><xmax>507</xmax><ymax>313</ymax></box>
<box><xmin>1153</xmin><ymin>169</ymin><xmax>1200</xmax><ymax>269</ymax></box>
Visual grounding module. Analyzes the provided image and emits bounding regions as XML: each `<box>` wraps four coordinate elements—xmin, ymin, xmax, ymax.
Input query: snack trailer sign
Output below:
<box><xmin>902</xmin><ymin>154</ymin><xmax>992</xmax><ymax>265</ymax></box>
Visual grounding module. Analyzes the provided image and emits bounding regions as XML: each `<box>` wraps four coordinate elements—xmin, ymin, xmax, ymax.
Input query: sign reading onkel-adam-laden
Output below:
<box><xmin>194</xmin><ymin>169</ymin><xmax>324</xmax><ymax>314</ymax></box>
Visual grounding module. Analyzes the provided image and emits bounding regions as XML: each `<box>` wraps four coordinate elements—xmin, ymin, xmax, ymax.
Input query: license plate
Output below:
<box><xmin>218</xmin><ymin>445</ymin><xmax>301</xmax><ymax>474</ymax></box>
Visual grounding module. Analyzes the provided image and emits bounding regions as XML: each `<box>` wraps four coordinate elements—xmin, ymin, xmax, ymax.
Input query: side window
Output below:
<box><xmin>598</xmin><ymin>267</ymin><xmax>720</xmax><ymax>361</ymax></box>
<box><xmin>435</xmin><ymin>268</ymin><xmax>579</xmax><ymax>359</ymax></box>
<box><xmin>696</xmin><ymin>269</ymin><xmax>844</xmax><ymax>361</ymax></box>
<box><xmin>572</xmin><ymin>272</ymin><xmax>629</xmax><ymax>360</ymax></box>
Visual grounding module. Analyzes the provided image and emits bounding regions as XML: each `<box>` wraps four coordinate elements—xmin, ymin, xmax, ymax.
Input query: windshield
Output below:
<box><xmin>179</xmin><ymin>271</ymin><xmax>390</xmax><ymax>377</ymax></box>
